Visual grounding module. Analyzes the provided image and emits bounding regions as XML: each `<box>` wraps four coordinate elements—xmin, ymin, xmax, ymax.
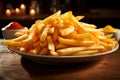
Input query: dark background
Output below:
<box><xmin>0</xmin><ymin>0</ymin><xmax>120</xmax><ymax>38</ymax></box>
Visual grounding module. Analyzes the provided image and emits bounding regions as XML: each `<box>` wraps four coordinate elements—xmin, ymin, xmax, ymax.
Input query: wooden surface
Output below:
<box><xmin>0</xmin><ymin>40</ymin><xmax>120</xmax><ymax>80</ymax></box>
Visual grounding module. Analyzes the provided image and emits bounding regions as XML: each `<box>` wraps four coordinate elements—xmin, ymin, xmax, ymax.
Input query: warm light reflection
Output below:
<box><xmin>20</xmin><ymin>4</ymin><xmax>26</xmax><ymax>14</ymax></box>
<box><xmin>15</xmin><ymin>8</ymin><xmax>21</xmax><ymax>14</ymax></box>
<box><xmin>5</xmin><ymin>9</ymin><xmax>11</xmax><ymax>16</ymax></box>
<box><xmin>30</xmin><ymin>9</ymin><xmax>36</xmax><ymax>17</ymax></box>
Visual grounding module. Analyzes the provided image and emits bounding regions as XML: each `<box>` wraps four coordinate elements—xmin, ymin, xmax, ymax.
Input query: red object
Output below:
<box><xmin>5</xmin><ymin>21</ymin><xmax>24</xmax><ymax>30</ymax></box>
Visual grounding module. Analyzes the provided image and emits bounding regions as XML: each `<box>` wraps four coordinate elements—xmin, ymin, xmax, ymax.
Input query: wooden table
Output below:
<box><xmin>0</xmin><ymin>39</ymin><xmax>120</xmax><ymax>80</ymax></box>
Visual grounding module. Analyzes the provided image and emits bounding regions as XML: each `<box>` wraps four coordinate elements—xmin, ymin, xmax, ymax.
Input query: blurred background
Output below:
<box><xmin>0</xmin><ymin>0</ymin><xmax>120</xmax><ymax>38</ymax></box>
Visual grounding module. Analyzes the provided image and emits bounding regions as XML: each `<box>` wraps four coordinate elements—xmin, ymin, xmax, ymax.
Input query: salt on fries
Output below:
<box><xmin>4</xmin><ymin>11</ymin><xmax>118</xmax><ymax>56</ymax></box>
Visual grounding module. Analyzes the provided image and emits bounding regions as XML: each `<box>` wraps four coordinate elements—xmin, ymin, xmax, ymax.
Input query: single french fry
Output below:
<box><xmin>85</xmin><ymin>27</ymin><xmax>102</xmax><ymax>33</ymax></box>
<box><xmin>53</xmin><ymin>27</ymin><xmax>60</xmax><ymax>42</ymax></box>
<box><xmin>48</xmin><ymin>27</ymin><xmax>54</xmax><ymax>34</ymax></box>
<box><xmin>37</xmin><ymin>23</ymin><xmax>45</xmax><ymax>33</ymax></box>
<box><xmin>66</xmin><ymin>31</ymin><xmax>93</xmax><ymax>40</ymax></box>
<box><xmin>60</xmin><ymin>11</ymin><xmax>72</xmax><ymax>20</ymax></box>
<box><xmin>102</xmin><ymin>25</ymin><xmax>116</xmax><ymax>32</ymax></box>
<box><xmin>58</xmin><ymin>37</ymin><xmax>94</xmax><ymax>46</ymax></box>
<box><xmin>29</xmin><ymin>24</ymin><xmax>36</xmax><ymax>32</ymax></box>
<box><xmin>105</xmin><ymin>34</ymin><xmax>113</xmax><ymax>38</ymax></box>
<box><xmin>4</xmin><ymin>40</ymin><xmax>20</xmax><ymax>47</ymax></box>
<box><xmin>40</xmin><ymin>24</ymin><xmax>51</xmax><ymax>42</ymax></box>
<box><xmin>43</xmin><ymin>10</ymin><xmax>61</xmax><ymax>23</ymax></box>
<box><xmin>50</xmin><ymin>51</ymin><xmax>59</xmax><ymax>56</ymax></box>
<box><xmin>79</xmin><ymin>22</ymin><xmax>97</xmax><ymax>29</ymax></box>
<box><xmin>47</xmin><ymin>35</ymin><xmax>55</xmax><ymax>51</ymax></box>
<box><xmin>15</xmin><ymin>30</ymin><xmax>28</xmax><ymax>37</ymax></box>
<box><xmin>13</xmin><ymin>34</ymin><xmax>28</xmax><ymax>41</ymax></box>
<box><xmin>35</xmin><ymin>20</ymin><xmax>42</xmax><ymax>24</ymax></box>
<box><xmin>60</xmin><ymin>25</ymin><xmax>74</xmax><ymax>36</ymax></box>
<box><xmin>55</xmin><ymin>43</ymin><xmax>68</xmax><ymax>49</ymax></box>
<box><xmin>75</xmin><ymin>16</ymin><xmax>84</xmax><ymax>21</ymax></box>
<box><xmin>56</xmin><ymin>45</ymin><xmax>104</xmax><ymax>56</ymax></box>
<box><xmin>57</xmin><ymin>47</ymin><xmax>87</xmax><ymax>56</ymax></box>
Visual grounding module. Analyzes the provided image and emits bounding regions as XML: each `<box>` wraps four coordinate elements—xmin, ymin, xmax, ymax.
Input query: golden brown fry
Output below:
<box><xmin>55</xmin><ymin>43</ymin><xmax>68</xmax><ymax>49</ymax></box>
<box><xmin>35</xmin><ymin>20</ymin><xmax>42</xmax><ymax>24</ymax></box>
<box><xmin>60</xmin><ymin>25</ymin><xmax>74</xmax><ymax>36</ymax></box>
<box><xmin>40</xmin><ymin>25</ymin><xmax>51</xmax><ymax>42</ymax></box>
<box><xmin>105</xmin><ymin>34</ymin><xmax>113</xmax><ymax>38</ymax></box>
<box><xmin>53</xmin><ymin>27</ymin><xmax>60</xmax><ymax>42</ymax></box>
<box><xmin>43</xmin><ymin>10</ymin><xmax>61</xmax><ymax>23</ymax></box>
<box><xmin>50</xmin><ymin>51</ymin><xmax>59</xmax><ymax>56</ymax></box>
<box><xmin>79</xmin><ymin>22</ymin><xmax>97</xmax><ymax>29</ymax></box>
<box><xmin>47</xmin><ymin>35</ymin><xmax>55</xmax><ymax>51</ymax></box>
<box><xmin>37</xmin><ymin>23</ymin><xmax>45</xmax><ymax>33</ymax></box>
<box><xmin>48</xmin><ymin>27</ymin><xmax>54</xmax><ymax>34</ymax></box>
<box><xmin>4</xmin><ymin>40</ymin><xmax>20</xmax><ymax>47</ymax></box>
<box><xmin>66</xmin><ymin>31</ymin><xmax>93</xmax><ymax>40</ymax></box>
<box><xmin>13</xmin><ymin>34</ymin><xmax>28</xmax><ymax>41</ymax></box>
<box><xmin>57</xmin><ymin>47</ymin><xmax>87</xmax><ymax>56</ymax></box>
<box><xmin>75</xmin><ymin>16</ymin><xmax>84</xmax><ymax>21</ymax></box>
<box><xmin>56</xmin><ymin>45</ymin><xmax>104</xmax><ymax>56</ymax></box>
<box><xmin>15</xmin><ymin>30</ymin><xmax>28</xmax><ymax>37</ymax></box>
<box><xmin>58</xmin><ymin>37</ymin><xmax>94</xmax><ymax>46</ymax></box>
<box><xmin>102</xmin><ymin>25</ymin><xmax>116</xmax><ymax>32</ymax></box>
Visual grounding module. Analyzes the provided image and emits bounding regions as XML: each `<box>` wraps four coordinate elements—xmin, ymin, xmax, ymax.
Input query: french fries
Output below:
<box><xmin>4</xmin><ymin>10</ymin><xmax>118</xmax><ymax>56</ymax></box>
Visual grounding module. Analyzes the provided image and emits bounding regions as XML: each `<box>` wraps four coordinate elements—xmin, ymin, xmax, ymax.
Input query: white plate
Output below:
<box><xmin>8</xmin><ymin>44</ymin><xmax>119</xmax><ymax>64</ymax></box>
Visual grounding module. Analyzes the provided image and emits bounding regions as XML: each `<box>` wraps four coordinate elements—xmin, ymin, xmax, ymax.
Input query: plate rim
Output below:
<box><xmin>8</xmin><ymin>44</ymin><xmax>119</xmax><ymax>58</ymax></box>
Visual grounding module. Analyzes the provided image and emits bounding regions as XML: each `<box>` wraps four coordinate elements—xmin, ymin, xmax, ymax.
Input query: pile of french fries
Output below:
<box><xmin>4</xmin><ymin>11</ymin><xmax>118</xmax><ymax>56</ymax></box>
